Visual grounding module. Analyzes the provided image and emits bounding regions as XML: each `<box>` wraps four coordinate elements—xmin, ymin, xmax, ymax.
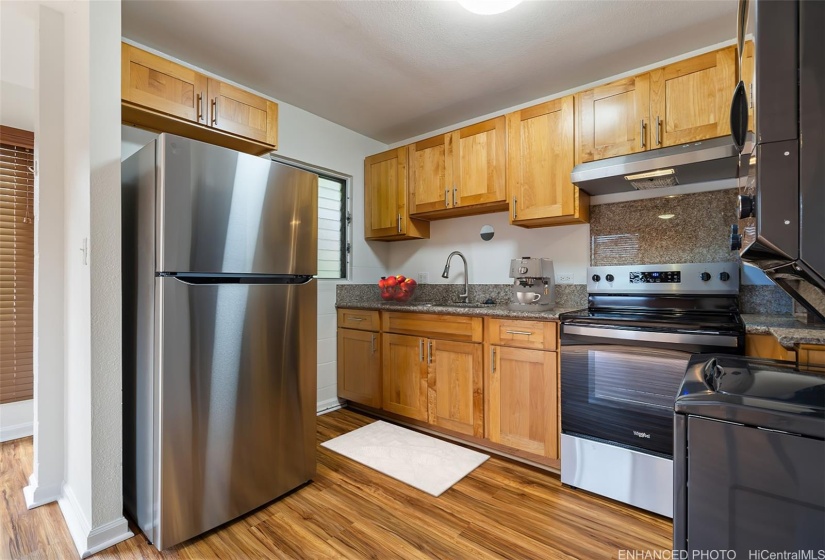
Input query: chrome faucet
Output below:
<box><xmin>441</xmin><ymin>251</ymin><xmax>469</xmax><ymax>303</ymax></box>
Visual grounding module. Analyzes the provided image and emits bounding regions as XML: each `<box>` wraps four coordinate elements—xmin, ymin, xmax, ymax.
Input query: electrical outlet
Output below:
<box><xmin>558</xmin><ymin>274</ymin><xmax>574</xmax><ymax>284</ymax></box>
<box><xmin>418</xmin><ymin>272</ymin><xmax>429</xmax><ymax>284</ymax></box>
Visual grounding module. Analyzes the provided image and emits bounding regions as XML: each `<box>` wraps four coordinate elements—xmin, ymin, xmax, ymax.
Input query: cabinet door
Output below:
<box><xmin>577</xmin><ymin>74</ymin><xmax>650</xmax><ymax>163</ymax></box>
<box><xmin>365</xmin><ymin>148</ymin><xmax>405</xmax><ymax>238</ymax></box>
<box><xmin>507</xmin><ymin>96</ymin><xmax>578</xmax><ymax>224</ymax></box>
<box><xmin>382</xmin><ymin>334</ymin><xmax>428</xmax><ymax>421</ymax></box>
<box><xmin>650</xmin><ymin>46</ymin><xmax>736</xmax><ymax>147</ymax></box>
<box><xmin>410</xmin><ymin>135</ymin><xmax>451</xmax><ymax>214</ymax></box>
<box><xmin>428</xmin><ymin>340</ymin><xmax>483</xmax><ymax>437</ymax></box>
<box><xmin>121</xmin><ymin>43</ymin><xmax>208</xmax><ymax>124</ymax></box>
<box><xmin>487</xmin><ymin>346</ymin><xmax>558</xmax><ymax>459</ymax></box>
<box><xmin>337</xmin><ymin>329</ymin><xmax>381</xmax><ymax>408</ymax></box>
<box><xmin>207</xmin><ymin>79</ymin><xmax>278</xmax><ymax>147</ymax></box>
<box><xmin>453</xmin><ymin>117</ymin><xmax>506</xmax><ymax>208</ymax></box>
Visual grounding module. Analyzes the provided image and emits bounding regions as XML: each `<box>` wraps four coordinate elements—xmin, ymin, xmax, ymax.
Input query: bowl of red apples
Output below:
<box><xmin>379</xmin><ymin>275</ymin><xmax>417</xmax><ymax>303</ymax></box>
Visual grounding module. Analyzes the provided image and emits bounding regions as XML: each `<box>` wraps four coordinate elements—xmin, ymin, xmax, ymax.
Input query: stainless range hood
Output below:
<box><xmin>570</xmin><ymin>134</ymin><xmax>753</xmax><ymax>196</ymax></box>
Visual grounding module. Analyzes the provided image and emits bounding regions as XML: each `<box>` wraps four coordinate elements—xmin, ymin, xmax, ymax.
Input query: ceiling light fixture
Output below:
<box><xmin>458</xmin><ymin>0</ymin><xmax>523</xmax><ymax>15</ymax></box>
<box><xmin>658</xmin><ymin>214</ymin><xmax>676</xmax><ymax>220</ymax></box>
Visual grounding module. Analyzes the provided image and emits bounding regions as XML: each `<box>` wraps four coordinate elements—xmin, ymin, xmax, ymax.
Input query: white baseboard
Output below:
<box><xmin>58</xmin><ymin>483</ymin><xmax>134</xmax><ymax>558</ymax></box>
<box><xmin>0</xmin><ymin>421</ymin><xmax>33</xmax><ymax>443</ymax></box>
<box><xmin>23</xmin><ymin>473</ymin><xmax>62</xmax><ymax>509</ymax></box>
<box><xmin>316</xmin><ymin>397</ymin><xmax>343</xmax><ymax>415</ymax></box>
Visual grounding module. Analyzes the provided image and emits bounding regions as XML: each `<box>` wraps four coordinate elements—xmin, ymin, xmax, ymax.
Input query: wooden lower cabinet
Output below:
<box><xmin>795</xmin><ymin>344</ymin><xmax>825</xmax><ymax>372</ymax></box>
<box><xmin>337</xmin><ymin>328</ymin><xmax>381</xmax><ymax>408</ymax></box>
<box><xmin>487</xmin><ymin>345</ymin><xmax>559</xmax><ymax>460</ymax></box>
<box><xmin>745</xmin><ymin>333</ymin><xmax>796</xmax><ymax>362</ymax></box>
<box><xmin>428</xmin><ymin>340</ymin><xmax>483</xmax><ymax>437</ymax></box>
<box><xmin>382</xmin><ymin>333</ymin><xmax>429</xmax><ymax>421</ymax></box>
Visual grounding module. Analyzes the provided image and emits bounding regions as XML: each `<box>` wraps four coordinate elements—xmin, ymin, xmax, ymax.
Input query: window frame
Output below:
<box><xmin>269</xmin><ymin>154</ymin><xmax>352</xmax><ymax>281</ymax></box>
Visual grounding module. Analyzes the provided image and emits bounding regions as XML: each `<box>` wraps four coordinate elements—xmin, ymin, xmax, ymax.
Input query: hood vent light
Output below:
<box><xmin>625</xmin><ymin>168</ymin><xmax>678</xmax><ymax>190</ymax></box>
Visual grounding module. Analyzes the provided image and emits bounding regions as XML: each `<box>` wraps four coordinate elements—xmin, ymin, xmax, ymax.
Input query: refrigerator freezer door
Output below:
<box><xmin>153</xmin><ymin>276</ymin><xmax>316</xmax><ymax>549</ymax></box>
<box><xmin>156</xmin><ymin>134</ymin><xmax>318</xmax><ymax>275</ymax></box>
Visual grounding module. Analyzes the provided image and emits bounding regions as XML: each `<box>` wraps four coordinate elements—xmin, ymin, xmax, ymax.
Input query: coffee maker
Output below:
<box><xmin>508</xmin><ymin>257</ymin><xmax>555</xmax><ymax>311</ymax></box>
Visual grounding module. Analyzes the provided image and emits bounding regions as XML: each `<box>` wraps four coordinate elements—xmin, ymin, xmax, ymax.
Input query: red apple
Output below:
<box><xmin>380</xmin><ymin>289</ymin><xmax>393</xmax><ymax>300</ymax></box>
<box><xmin>395</xmin><ymin>275</ymin><xmax>406</xmax><ymax>283</ymax></box>
<box><xmin>404</xmin><ymin>278</ymin><xmax>417</xmax><ymax>287</ymax></box>
<box><xmin>378</xmin><ymin>277</ymin><xmax>387</xmax><ymax>289</ymax></box>
<box><xmin>386</xmin><ymin>276</ymin><xmax>398</xmax><ymax>288</ymax></box>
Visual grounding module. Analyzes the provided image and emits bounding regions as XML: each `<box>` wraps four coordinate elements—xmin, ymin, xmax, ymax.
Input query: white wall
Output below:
<box><xmin>120</xmin><ymin>40</ymin><xmax>389</xmax><ymax>413</ymax></box>
<box><xmin>388</xmin><ymin>213</ymin><xmax>589</xmax><ymax>286</ymax></box>
<box><xmin>16</xmin><ymin>1</ymin><xmax>132</xmax><ymax>556</ymax></box>
<box><xmin>0</xmin><ymin>0</ymin><xmax>37</xmax><ymax>443</ymax></box>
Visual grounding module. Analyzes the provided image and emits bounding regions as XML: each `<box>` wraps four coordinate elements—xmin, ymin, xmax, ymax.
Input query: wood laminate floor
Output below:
<box><xmin>1</xmin><ymin>408</ymin><xmax>672</xmax><ymax>559</ymax></box>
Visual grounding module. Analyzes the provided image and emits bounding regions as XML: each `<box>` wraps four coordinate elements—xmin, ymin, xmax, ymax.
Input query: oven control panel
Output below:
<box><xmin>630</xmin><ymin>271</ymin><xmax>681</xmax><ymax>284</ymax></box>
<box><xmin>587</xmin><ymin>263</ymin><xmax>739</xmax><ymax>295</ymax></box>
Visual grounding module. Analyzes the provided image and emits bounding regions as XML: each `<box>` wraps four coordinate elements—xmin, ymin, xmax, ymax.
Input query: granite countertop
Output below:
<box><xmin>336</xmin><ymin>301</ymin><xmax>578</xmax><ymax>320</ymax></box>
<box><xmin>741</xmin><ymin>314</ymin><xmax>825</xmax><ymax>348</ymax></box>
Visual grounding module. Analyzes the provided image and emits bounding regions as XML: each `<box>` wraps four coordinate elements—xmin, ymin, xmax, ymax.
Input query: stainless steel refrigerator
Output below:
<box><xmin>122</xmin><ymin>134</ymin><xmax>318</xmax><ymax>550</ymax></box>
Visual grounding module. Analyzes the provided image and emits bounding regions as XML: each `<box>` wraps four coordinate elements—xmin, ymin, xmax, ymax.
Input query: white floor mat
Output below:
<box><xmin>321</xmin><ymin>420</ymin><xmax>489</xmax><ymax>497</ymax></box>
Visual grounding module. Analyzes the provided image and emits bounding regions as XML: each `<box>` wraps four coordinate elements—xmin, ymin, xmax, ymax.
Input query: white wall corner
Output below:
<box><xmin>23</xmin><ymin>473</ymin><xmax>62</xmax><ymax>510</ymax></box>
<box><xmin>58</xmin><ymin>483</ymin><xmax>133</xmax><ymax>559</ymax></box>
<box><xmin>317</xmin><ymin>397</ymin><xmax>344</xmax><ymax>415</ymax></box>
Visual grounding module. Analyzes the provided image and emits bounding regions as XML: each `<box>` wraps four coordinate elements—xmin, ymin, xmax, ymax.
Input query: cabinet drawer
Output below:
<box><xmin>382</xmin><ymin>312</ymin><xmax>483</xmax><ymax>343</ymax></box>
<box><xmin>337</xmin><ymin>309</ymin><xmax>380</xmax><ymax>331</ymax></box>
<box><xmin>486</xmin><ymin>318</ymin><xmax>557</xmax><ymax>350</ymax></box>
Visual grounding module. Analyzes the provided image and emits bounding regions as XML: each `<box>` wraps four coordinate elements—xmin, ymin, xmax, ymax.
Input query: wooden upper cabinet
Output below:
<box><xmin>409</xmin><ymin>116</ymin><xmax>506</xmax><ymax>218</ymax></box>
<box><xmin>650</xmin><ymin>46</ymin><xmax>736</xmax><ymax>147</ymax></box>
<box><xmin>207</xmin><ymin>79</ymin><xmax>278</xmax><ymax>148</ymax></box>
<box><xmin>121</xmin><ymin>43</ymin><xmax>279</xmax><ymax>156</ymax></box>
<box><xmin>364</xmin><ymin>148</ymin><xmax>429</xmax><ymax>241</ymax></box>
<box><xmin>507</xmin><ymin>96</ymin><xmax>588</xmax><ymax>227</ymax></box>
<box><xmin>409</xmin><ymin>135</ymin><xmax>450</xmax><ymax>214</ymax></box>
<box><xmin>577</xmin><ymin>74</ymin><xmax>650</xmax><ymax>163</ymax></box>
<box><xmin>452</xmin><ymin>117</ymin><xmax>507</xmax><ymax>208</ymax></box>
<box><xmin>122</xmin><ymin>43</ymin><xmax>207</xmax><ymax>125</ymax></box>
<box><xmin>427</xmin><ymin>340</ymin><xmax>483</xmax><ymax>437</ymax></box>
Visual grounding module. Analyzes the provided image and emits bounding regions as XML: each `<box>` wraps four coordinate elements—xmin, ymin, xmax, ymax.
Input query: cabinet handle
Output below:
<box><xmin>512</xmin><ymin>197</ymin><xmax>517</xmax><ymax>220</ymax></box>
<box><xmin>371</xmin><ymin>334</ymin><xmax>376</xmax><ymax>354</ymax></box>
<box><xmin>506</xmin><ymin>330</ymin><xmax>533</xmax><ymax>336</ymax></box>
<box><xmin>445</xmin><ymin>188</ymin><xmax>449</xmax><ymax>207</ymax></box>
<box><xmin>491</xmin><ymin>347</ymin><xmax>496</xmax><ymax>374</ymax></box>
<box><xmin>655</xmin><ymin>116</ymin><xmax>661</xmax><ymax>146</ymax></box>
<box><xmin>452</xmin><ymin>187</ymin><xmax>457</xmax><ymax>207</ymax></box>
<box><xmin>428</xmin><ymin>340</ymin><xmax>433</xmax><ymax>364</ymax></box>
<box><xmin>347</xmin><ymin>316</ymin><xmax>365</xmax><ymax>322</ymax></box>
<box><xmin>640</xmin><ymin>119</ymin><xmax>646</xmax><ymax>149</ymax></box>
<box><xmin>197</xmin><ymin>93</ymin><xmax>203</xmax><ymax>122</ymax></box>
<box><xmin>397</xmin><ymin>213</ymin><xmax>402</xmax><ymax>234</ymax></box>
<box><xmin>749</xmin><ymin>83</ymin><xmax>754</xmax><ymax>109</ymax></box>
<box><xmin>211</xmin><ymin>98</ymin><xmax>218</xmax><ymax>126</ymax></box>
<box><xmin>419</xmin><ymin>338</ymin><xmax>424</xmax><ymax>362</ymax></box>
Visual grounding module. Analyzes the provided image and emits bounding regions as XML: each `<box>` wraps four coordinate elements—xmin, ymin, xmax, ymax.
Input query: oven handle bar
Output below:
<box><xmin>562</xmin><ymin>325</ymin><xmax>739</xmax><ymax>348</ymax></box>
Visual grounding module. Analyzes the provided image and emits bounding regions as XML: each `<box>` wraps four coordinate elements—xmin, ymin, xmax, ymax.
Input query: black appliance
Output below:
<box><xmin>559</xmin><ymin>262</ymin><xmax>744</xmax><ymax>517</ymax></box>
<box><xmin>731</xmin><ymin>0</ymin><xmax>825</xmax><ymax>321</ymax></box>
<box><xmin>674</xmin><ymin>354</ymin><xmax>825</xmax><ymax>555</ymax></box>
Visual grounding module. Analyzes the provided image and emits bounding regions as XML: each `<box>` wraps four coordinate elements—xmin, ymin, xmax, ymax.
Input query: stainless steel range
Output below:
<box><xmin>559</xmin><ymin>262</ymin><xmax>744</xmax><ymax>518</ymax></box>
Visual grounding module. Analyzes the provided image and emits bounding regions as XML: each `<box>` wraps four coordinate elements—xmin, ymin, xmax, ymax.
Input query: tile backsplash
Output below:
<box><xmin>590</xmin><ymin>189</ymin><xmax>738</xmax><ymax>266</ymax></box>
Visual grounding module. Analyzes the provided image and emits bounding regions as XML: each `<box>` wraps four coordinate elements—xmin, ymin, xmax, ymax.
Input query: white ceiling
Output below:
<box><xmin>122</xmin><ymin>0</ymin><xmax>738</xmax><ymax>144</ymax></box>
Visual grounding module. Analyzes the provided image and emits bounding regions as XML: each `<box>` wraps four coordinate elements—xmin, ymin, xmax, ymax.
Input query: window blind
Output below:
<box><xmin>0</xmin><ymin>126</ymin><xmax>35</xmax><ymax>405</ymax></box>
<box><xmin>317</xmin><ymin>176</ymin><xmax>347</xmax><ymax>279</ymax></box>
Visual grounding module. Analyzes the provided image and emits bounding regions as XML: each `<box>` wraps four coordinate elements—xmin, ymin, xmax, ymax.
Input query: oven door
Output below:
<box><xmin>561</xmin><ymin>330</ymin><xmax>695</xmax><ymax>457</ymax></box>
